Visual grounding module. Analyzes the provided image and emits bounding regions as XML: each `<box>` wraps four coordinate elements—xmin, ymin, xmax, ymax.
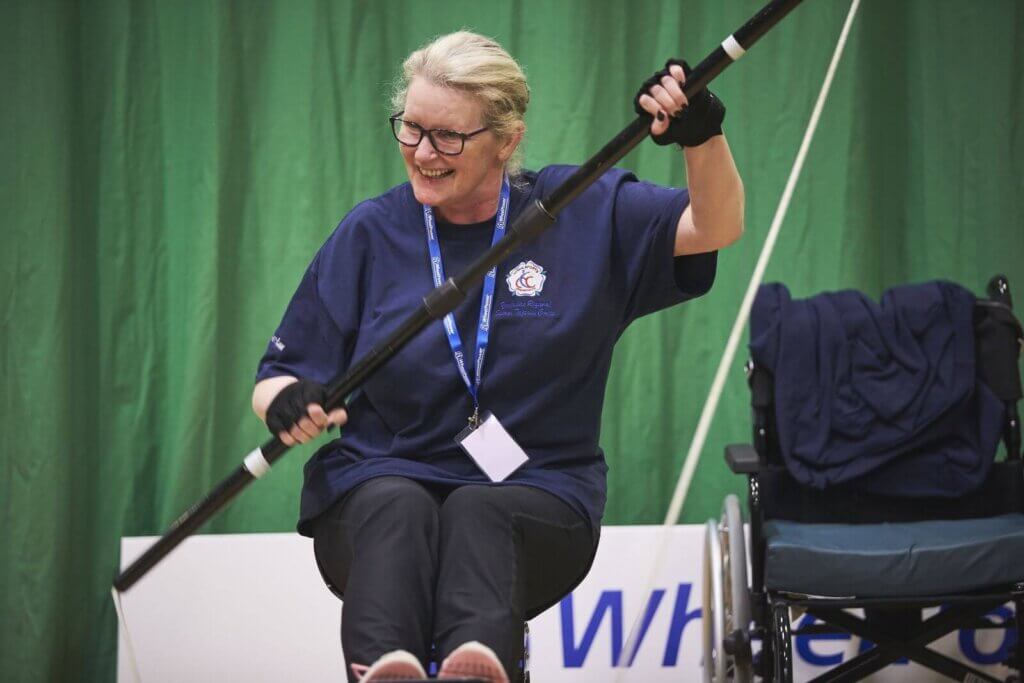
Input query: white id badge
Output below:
<box><xmin>455</xmin><ymin>413</ymin><xmax>529</xmax><ymax>482</ymax></box>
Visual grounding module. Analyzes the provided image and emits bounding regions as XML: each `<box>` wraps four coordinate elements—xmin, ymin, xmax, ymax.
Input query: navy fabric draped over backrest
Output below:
<box><xmin>749</xmin><ymin>281</ymin><xmax>1005</xmax><ymax>497</ymax></box>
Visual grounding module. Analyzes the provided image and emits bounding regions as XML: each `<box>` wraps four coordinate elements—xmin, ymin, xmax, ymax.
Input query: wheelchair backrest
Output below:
<box><xmin>746</xmin><ymin>275</ymin><xmax>1023</xmax><ymax>521</ymax></box>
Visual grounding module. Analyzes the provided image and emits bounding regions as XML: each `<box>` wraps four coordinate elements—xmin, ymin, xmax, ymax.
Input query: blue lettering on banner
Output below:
<box><xmin>560</xmin><ymin>584</ymin><xmax>701</xmax><ymax>668</ymax></box>
<box><xmin>795</xmin><ymin>615</ymin><xmax>850</xmax><ymax>667</ymax></box>
<box><xmin>626</xmin><ymin>589</ymin><xmax>665</xmax><ymax>666</ymax></box>
<box><xmin>561</xmin><ymin>591</ymin><xmax>623</xmax><ymax>667</ymax></box>
<box><xmin>788</xmin><ymin>607</ymin><xmax>1020</xmax><ymax>668</ymax></box>
<box><xmin>559</xmin><ymin>587</ymin><xmax>1017</xmax><ymax>670</ymax></box>
<box><xmin>608</xmin><ymin>589</ymin><xmax>668</xmax><ymax>667</ymax></box>
<box><xmin>662</xmin><ymin>583</ymin><xmax>702</xmax><ymax>666</ymax></box>
<box><xmin>959</xmin><ymin>605</ymin><xmax>1017</xmax><ymax>665</ymax></box>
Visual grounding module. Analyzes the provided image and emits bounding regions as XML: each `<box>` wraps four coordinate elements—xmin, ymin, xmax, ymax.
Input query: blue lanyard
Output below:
<box><xmin>422</xmin><ymin>175</ymin><xmax>511</xmax><ymax>424</ymax></box>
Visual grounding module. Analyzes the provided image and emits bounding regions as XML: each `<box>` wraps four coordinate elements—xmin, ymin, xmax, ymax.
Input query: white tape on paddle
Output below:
<box><xmin>243</xmin><ymin>448</ymin><xmax>271</xmax><ymax>478</ymax></box>
<box><xmin>721</xmin><ymin>34</ymin><xmax>747</xmax><ymax>61</ymax></box>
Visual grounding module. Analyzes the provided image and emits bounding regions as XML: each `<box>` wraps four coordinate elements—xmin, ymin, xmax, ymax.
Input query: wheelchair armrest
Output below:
<box><xmin>725</xmin><ymin>443</ymin><xmax>764</xmax><ymax>474</ymax></box>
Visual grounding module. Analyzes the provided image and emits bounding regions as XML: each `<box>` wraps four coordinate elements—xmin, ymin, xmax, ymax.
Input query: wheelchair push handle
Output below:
<box><xmin>987</xmin><ymin>274</ymin><xmax>1013</xmax><ymax>309</ymax></box>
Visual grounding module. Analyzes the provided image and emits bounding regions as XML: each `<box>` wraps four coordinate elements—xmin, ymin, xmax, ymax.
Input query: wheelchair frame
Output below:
<box><xmin>704</xmin><ymin>276</ymin><xmax>1024</xmax><ymax>682</ymax></box>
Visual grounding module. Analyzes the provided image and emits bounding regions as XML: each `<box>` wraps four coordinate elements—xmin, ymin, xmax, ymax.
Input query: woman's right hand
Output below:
<box><xmin>634</xmin><ymin>59</ymin><xmax>725</xmax><ymax>148</ymax></box>
<box><xmin>254</xmin><ymin>376</ymin><xmax>348</xmax><ymax>446</ymax></box>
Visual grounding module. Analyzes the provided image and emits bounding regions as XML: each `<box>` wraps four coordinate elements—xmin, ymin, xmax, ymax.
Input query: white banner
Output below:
<box><xmin>117</xmin><ymin>526</ymin><xmax>1015</xmax><ymax>682</ymax></box>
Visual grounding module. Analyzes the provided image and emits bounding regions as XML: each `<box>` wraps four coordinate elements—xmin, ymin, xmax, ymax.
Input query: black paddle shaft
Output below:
<box><xmin>114</xmin><ymin>0</ymin><xmax>805</xmax><ymax>593</ymax></box>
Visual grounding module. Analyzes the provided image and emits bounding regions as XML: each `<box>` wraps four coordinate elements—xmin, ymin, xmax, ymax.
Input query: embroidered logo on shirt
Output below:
<box><xmin>506</xmin><ymin>261</ymin><xmax>547</xmax><ymax>297</ymax></box>
<box><xmin>271</xmin><ymin>336</ymin><xmax>285</xmax><ymax>351</ymax></box>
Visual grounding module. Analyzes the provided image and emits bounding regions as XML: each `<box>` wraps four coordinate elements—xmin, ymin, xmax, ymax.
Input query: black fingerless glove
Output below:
<box><xmin>634</xmin><ymin>59</ymin><xmax>726</xmax><ymax>148</ymax></box>
<box><xmin>266</xmin><ymin>379</ymin><xmax>328</xmax><ymax>436</ymax></box>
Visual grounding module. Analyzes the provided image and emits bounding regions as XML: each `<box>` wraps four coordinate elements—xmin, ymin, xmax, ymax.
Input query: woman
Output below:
<box><xmin>253</xmin><ymin>31</ymin><xmax>742</xmax><ymax>682</ymax></box>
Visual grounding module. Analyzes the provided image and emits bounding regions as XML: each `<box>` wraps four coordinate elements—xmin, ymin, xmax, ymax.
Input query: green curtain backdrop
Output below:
<box><xmin>3</xmin><ymin>1</ymin><xmax>1022</xmax><ymax>680</ymax></box>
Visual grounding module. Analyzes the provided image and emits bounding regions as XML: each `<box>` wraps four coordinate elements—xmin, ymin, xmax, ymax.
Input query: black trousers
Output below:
<box><xmin>312</xmin><ymin>476</ymin><xmax>597</xmax><ymax>681</ymax></box>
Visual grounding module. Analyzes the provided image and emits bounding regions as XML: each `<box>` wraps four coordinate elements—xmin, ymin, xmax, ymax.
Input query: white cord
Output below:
<box><xmin>112</xmin><ymin>587</ymin><xmax>144</xmax><ymax>683</ymax></box>
<box><xmin>614</xmin><ymin>0</ymin><xmax>862</xmax><ymax>673</ymax></box>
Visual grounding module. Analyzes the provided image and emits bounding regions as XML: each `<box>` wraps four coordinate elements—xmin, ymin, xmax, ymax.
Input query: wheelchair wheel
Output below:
<box><xmin>721</xmin><ymin>495</ymin><xmax>753</xmax><ymax>682</ymax></box>
<box><xmin>771</xmin><ymin>604</ymin><xmax>794</xmax><ymax>682</ymax></box>
<box><xmin>702</xmin><ymin>496</ymin><xmax>753</xmax><ymax>682</ymax></box>
<box><xmin>702</xmin><ymin>520</ymin><xmax>727</xmax><ymax>682</ymax></box>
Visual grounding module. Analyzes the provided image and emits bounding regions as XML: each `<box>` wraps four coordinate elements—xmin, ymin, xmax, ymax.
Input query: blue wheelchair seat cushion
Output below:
<box><xmin>763</xmin><ymin>513</ymin><xmax>1024</xmax><ymax>598</ymax></box>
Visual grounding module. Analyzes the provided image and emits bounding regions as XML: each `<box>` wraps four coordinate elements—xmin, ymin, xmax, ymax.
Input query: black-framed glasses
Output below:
<box><xmin>389</xmin><ymin>112</ymin><xmax>488</xmax><ymax>156</ymax></box>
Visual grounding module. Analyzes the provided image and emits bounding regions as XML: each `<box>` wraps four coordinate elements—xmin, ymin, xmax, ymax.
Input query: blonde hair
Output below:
<box><xmin>392</xmin><ymin>31</ymin><xmax>529</xmax><ymax>176</ymax></box>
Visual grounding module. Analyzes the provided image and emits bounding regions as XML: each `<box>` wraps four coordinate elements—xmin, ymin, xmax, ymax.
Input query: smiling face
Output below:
<box><xmin>400</xmin><ymin>77</ymin><xmax>520</xmax><ymax>223</ymax></box>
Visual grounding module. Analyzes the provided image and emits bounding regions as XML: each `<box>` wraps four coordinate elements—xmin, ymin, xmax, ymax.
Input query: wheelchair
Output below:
<box><xmin>703</xmin><ymin>275</ymin><xmax>1024</xmax><ymax>682</ymax></box>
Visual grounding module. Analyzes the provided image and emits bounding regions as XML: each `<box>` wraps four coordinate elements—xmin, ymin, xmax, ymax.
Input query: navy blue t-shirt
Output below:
<box><xmin>257</xmin><ymin>165</ymin><xmax>717</xmax><ymax>536</ymax></box>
